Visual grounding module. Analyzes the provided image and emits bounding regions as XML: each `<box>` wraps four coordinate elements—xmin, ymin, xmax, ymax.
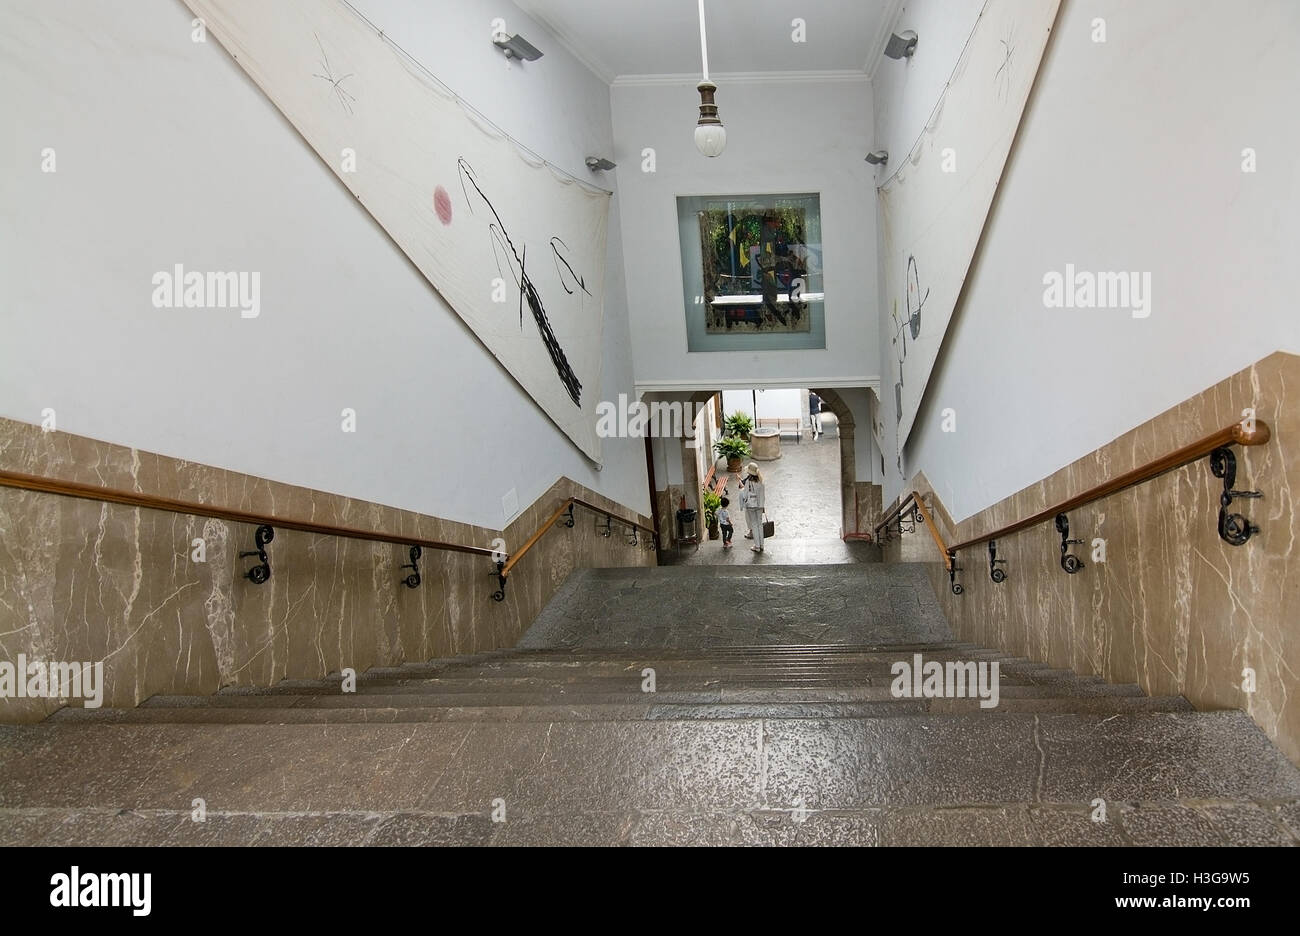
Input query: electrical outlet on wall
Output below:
<box><xmin>502</xmin><ymin>488</ymin><xmax>518</xmax><ymax>522</ymax></box>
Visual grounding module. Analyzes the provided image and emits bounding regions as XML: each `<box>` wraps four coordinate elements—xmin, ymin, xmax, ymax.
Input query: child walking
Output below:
<box><xmin>718</xmin><ymin>497</ymin><xmax>734</xmax><ymax>548</ymax></box>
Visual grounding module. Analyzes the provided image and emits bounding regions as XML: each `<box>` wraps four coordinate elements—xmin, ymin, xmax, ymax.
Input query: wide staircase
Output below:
<box><xmin>2</xmin><ymin>565</ymin><xmax>1299</xmax><ymax>846</ymax></box>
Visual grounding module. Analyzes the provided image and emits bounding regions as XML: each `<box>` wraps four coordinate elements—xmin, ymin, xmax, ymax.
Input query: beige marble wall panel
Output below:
<box><xmin>0</xmin><ymin>420</ymin><xmax>655</xmax><ymax>720</ymax></box>
<box><xmin>850</xmin><ymin>482</ymin><xmax>882</xmax><ymax>538</ymax></box>
<box><xmin>883</xmin><ymin>353</ymin><xmax>1299</xmax><ymax>764</ymax></box>
<box><xmin>655</xmin><ymin>485</ymin><xmax>687</xmax><ymax>548</ymax></box>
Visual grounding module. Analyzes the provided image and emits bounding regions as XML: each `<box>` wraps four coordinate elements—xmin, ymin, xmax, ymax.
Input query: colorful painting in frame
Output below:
<box><xmin>679</xmin><ymin>194</ymin><xmax>826</xmax><ymax>352</ymax></box>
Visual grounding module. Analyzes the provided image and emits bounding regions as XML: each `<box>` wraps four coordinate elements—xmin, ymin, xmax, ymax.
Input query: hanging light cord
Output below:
<box><xmin>697</xmin><ymin>0</ymin><xmax>710</xmax><ymax>81</ymax></box>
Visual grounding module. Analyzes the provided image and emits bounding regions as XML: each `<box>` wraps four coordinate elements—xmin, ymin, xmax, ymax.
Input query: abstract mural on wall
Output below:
<box><xmin>183</xmin><ymin>0</ymin><xmax>610</xmax><ymax>460</ymax></box>
<box><xmin>879</xmin><ymin>0</ymin><xmax>1061</xmax><ymax>447</ymax></box>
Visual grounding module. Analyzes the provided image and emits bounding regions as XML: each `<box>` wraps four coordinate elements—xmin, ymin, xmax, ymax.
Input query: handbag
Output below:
<box><xmin>761</xmin><ymin>511</ymin><xmax>775</xmax><ymax>538</ymax></box>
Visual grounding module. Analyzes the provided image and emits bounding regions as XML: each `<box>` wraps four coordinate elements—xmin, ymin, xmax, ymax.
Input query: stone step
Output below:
<box><xmin>137</xmin><ymin>682</ymin><xmax>1148</xmax><ymax>710</ymax></box>
<box><xmin>288</xmin><ymin>648</ymin><xmax>1014</xmax><ymax>679</ymax></box>
<box><xmin>5</xmin><ymin>712</ymin><xmax>1298</xmax><ymax>819</ymax></box>
<box><xmin>513</xmin><ymin>564</ymin><xmax>956</xmax><ymax>650</ymax></box>
<box><xmin>6</xmin><ymin>795</ymin><xmax>1298</xmax><ymax>847</ymax></box>
<box><xmin>363</xmin><ymin>661</ymin><xmax>1076</xmax><ymax>683</ymax></box>
<box><xmin>377</xmin><ymin>653</ymin><xmax>1026</xmax><ymax>678</ymax></box>
<box><xmin>225</xmin><ymin>670</ymin><xmax>1111</xmax><ymax>697</ymax></box>
<box><xmin>476</xmin><ymin>642</ymin><xmax>982</xmax><ymax>658</ymax></box>
<box><xmin>46</xmin><ymin>695</ymin><xmax>1195</xmax><ymax>725</ymax></box>
<box><xmin>343</xmin><ymin>676</ymin><xmax>1098</xmax><ymax>696</ymax></box>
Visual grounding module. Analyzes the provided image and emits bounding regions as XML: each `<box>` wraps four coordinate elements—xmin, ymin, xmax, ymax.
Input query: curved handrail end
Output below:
<box><xmin>1233</xmin><ymin>419</ymin><xmax>1271</xmax><ymax>447</ymax></box>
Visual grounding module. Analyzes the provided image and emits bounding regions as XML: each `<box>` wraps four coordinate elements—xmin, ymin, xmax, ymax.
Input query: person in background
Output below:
<box><xmin>718</xmin><ymin>496</ymin><xmax>734</xmax><ymax>548</ymax></box>
<box><xmin>809</xmin><ymin>391</ymin><xmax>823</xmax><ymax>439</ymax></box>
<box><xmin>741</xmin><ymin>462</ymin><xmax>766</xmax><ymax>553</ymax></box>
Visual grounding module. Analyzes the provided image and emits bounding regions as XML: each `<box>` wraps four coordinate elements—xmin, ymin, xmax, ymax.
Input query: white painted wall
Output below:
<box><xmin>868</xmin><ymin>0</ymin><xmax>983</xmax><ymax>490</ymax></box>
<box><xmin>869</xmin><ymin>0</ymin><xmax>985</xmax><ymax>171</ymax></box>
<box><xmin>877</xmin><ymin>0</ymin><xmax>1300</xmax><ymax>519</ymax></box>
<box><xmin>612</xmin><ymin>77</ymin><xmax>880</xmax><ymax>391</ymax></box>
<box><xmin>0</xmin><ymin>0</ymin><xmax>649</xmax><ymax>529</ymax></box>
<box><xmin>837</xmin><ymin>387</ymin><xmax>884</xmax><ymax>485</ymax></box>
<box><xmin>650</xmin><ymin>436</ymin><xmax>685</xmax><ymax>488</ymax></box>
<box><xmin>721</xmin><ymin>389</ymin><xmax>802</xmax><ymax>422</ymax></box>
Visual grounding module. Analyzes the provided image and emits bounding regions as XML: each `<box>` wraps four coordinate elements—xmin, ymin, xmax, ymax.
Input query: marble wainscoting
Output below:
<box><xmin>0</xmin><ymin>418</ymin><xmax>655</xmax><ymax>720</ymax></box>
<box><xmin>654</xmin><ymin>485</ymin><xmax>688</xmax><ymax>548</ymax></box>
<box><xmin>849</xmin><ymin>482</ymin><xmax>883</xmax><ymax>538</ymax></box>
<box><xmin>882</xmin><ymin>352</ymin><xmax>1300</xmax><ymax>765</ymax></box>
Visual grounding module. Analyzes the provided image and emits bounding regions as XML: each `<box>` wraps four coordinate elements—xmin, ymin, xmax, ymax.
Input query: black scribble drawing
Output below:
<box><xmin>312</xmin><ymin>33</ymin><xmax>356</xmax><ymax>115</ymax></box>
<box><xmin>458</xmin><ymin>158</ymin><xmax>584</xmax><ymax>407</ymax></box>
<box><xmin>891</xmin><ymin>254</ymin><xmax>930</xmax><ymax>424</ymax></box>
<box><xmin>995</xmin><ymin>29</ymin><xmax>1015</xmax><ymax>102</ymax></box>
<box><xmin>906</xmin><ymin>254</ymin><xmax>928</xmax><ymax>340</ymax></box>
<box><xmin>890</xmin><ymin>302</ymin><xmax>907</xmax><ymax>425</ymax></box>
<box><xmin>550</xmin><ymin>237</ymin><xmax>592</xmax><ymax>301</ymax></box>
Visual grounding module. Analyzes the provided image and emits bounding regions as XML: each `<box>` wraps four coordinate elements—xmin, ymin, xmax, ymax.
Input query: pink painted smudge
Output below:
<box><xmin>433</xmin><ymin>185</ymin><xmax>452</xmax><ymax>225</ymax></box>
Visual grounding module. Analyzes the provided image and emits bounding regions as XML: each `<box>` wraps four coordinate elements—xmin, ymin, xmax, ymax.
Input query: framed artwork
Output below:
<box><xmin>678</xmin><ymin>194</ymin><xmax>826</xmax><ymax>351</ymax></box>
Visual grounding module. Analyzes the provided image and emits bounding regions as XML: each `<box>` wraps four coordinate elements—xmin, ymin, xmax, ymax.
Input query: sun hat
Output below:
<box><xmin>746</xmin><ymin>463</ymin><xmax>760</xmax><ymax>477</ymax></box>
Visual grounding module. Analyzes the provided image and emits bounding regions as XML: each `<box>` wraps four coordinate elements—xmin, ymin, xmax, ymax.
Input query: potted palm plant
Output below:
<box><xmin>723</xmin><ymin>411</ymin><xmax>755</xmax><ymax>441</ymax></box>
<box><xmin>713</xmin><ymin>435</ymin><xmax>751</xmax><ymax>473</ymax></box>
<box><xmin>702</xmin><ymin>489</ymin><xmax>722</xmax><ymax>539</ymax></box>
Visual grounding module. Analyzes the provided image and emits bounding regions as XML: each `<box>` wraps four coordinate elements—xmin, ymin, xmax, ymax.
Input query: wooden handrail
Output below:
<box><xmin>948</xmin><ymin>420</ymin><xmax>1269</xmax><ymax>553</ymax></box>
<box><xmin>873</xmin><ymin>419</ymin><xmax>1271</xmax><ymax>560</ymax></box>
<box><xmin>0</xmin><ymin>468</ymin><xmax>497</xmax><ymax>557</ymax></box>
<box><xmin>909</xmin><ymin>495</ymin><xmax>952</xmax><ymax>571</ymax></box>
<box><xmin>1</xmin><ymin>470</ymin><xmax>656</xmax><ymax>602</ymax></box>
<box><xmin>874</xmin><ymin>489</ymin><xmax>917</xmax><ymax>543</ymax></box>
<box><xmin>871</xmin><ymin>489</ymin><xmax>953</xmax><ymax>567</ymax></box>
<box><xmin>499</xmin><ymin>496</ymin><xmax>656</xmax><ymax>579</ymax></box>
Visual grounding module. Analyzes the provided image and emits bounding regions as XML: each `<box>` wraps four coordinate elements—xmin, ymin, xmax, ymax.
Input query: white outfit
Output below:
<box><xmin>743</xmin><ymin>479</ymin><xmax>766</xmax><ymax>549</ymax></box>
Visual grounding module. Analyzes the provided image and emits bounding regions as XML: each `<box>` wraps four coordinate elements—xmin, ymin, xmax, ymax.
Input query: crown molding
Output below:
<box><xmin>510</xmin><ymin>4</ymin><xmax>901</xmax><ymax>88</ymax></box>
<box><xmin>511</xmin><ymin>0</ymin><xmax>617</xmax><ymax>84</ymax></box>
<box><xmin>612</xmin><ymin>69</ymin><xmax>870</xmax><ymax>88</ymax></box>
<box><xmin>636</xmin><ymin>377</ymin><xmax>881</xmax><ymax>394</ymax></box>
<box><xmin>864</xmin><ymin>0</ymin><xmax>906</xmax><ymax>81</ymax></box>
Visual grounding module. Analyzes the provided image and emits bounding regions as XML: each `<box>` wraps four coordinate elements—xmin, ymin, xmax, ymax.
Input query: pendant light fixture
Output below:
<box><xmin>694</xmin><ymin>0</ymin><xmax>726</xmax><ymax>157</ymax></box>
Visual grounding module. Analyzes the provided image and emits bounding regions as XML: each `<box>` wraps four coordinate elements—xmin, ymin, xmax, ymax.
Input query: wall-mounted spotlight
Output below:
<box><xmin>884</xmin><ymin>30</ymin><xmax>918</xmax><ymax>59</ymax></box>
<box><xmin>493</xmin><ymin>33</ymin><xmax>543</xmax><ymax>61</ymax></box>
<box><xmin>585</xmin><ymin>157</ymin><xmax>617</xmax><ymax>171</ymax></box>
<box><xmin>865</xmin><ymin>150</ymin><xmax>889</xmax><ymax>166</ymax></box>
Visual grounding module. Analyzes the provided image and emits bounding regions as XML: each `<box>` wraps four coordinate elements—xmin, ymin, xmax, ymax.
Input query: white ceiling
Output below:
<box><xmin>512</xmin><ymin>0</ymin><xmax>901</xmax><ymax>82</ymax></box>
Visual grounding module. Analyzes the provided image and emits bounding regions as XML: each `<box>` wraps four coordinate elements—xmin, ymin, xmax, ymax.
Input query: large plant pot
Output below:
<box><xmin>707</xmin><ymin>520</ymin><xmax>720</xmax><ymax>540</ymax></box>
<box><xmin>726</xmin><ymin>456</ymin><xmax>743</xmax><ymax>473</ymax></box>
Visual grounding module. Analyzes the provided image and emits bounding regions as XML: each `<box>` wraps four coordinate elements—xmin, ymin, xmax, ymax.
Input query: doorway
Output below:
<box><xmin>661</xmin><ymin>387</ymin><xmax>875</xmax><ymax>564</ymax></box>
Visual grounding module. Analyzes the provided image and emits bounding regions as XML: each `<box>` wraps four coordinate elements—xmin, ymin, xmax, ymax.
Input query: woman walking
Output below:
<box><xmin>741</xmin><ymin>462</ymin><xmax>766</xmax><ymax>553</ymax></box>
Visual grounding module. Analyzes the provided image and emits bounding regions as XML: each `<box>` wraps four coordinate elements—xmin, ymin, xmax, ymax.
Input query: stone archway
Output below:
<box><xmin>683</xmin><ymin>388</ymin><xmax>861</xmax><ymax>539</ymax></box>
<box><xmin>811</xmin><ymin>388</ymin><xmax>859</xmax><ymax>538</ymax></box>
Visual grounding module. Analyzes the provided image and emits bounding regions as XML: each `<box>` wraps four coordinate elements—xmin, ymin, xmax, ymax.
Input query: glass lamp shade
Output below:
<box><xmin>694</xmin><ymin>80</ymin><xmax>726</xmax><ymax>157</ymax></box>
<box><xmin>694</xmin><ymin>123</ymin><xmax>727</xmax><ymax>157</ymax></box>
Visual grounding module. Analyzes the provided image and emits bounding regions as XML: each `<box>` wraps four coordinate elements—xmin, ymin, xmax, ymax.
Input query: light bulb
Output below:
<box><xmin>694</xmin><ymin>80</ymin><xmax>725</xmax><ymax>158</ymax></box>
<box><xmin>695</xmin><ymin>124</ymin><xmax>727</xmax><ymax>158</ymax></box>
